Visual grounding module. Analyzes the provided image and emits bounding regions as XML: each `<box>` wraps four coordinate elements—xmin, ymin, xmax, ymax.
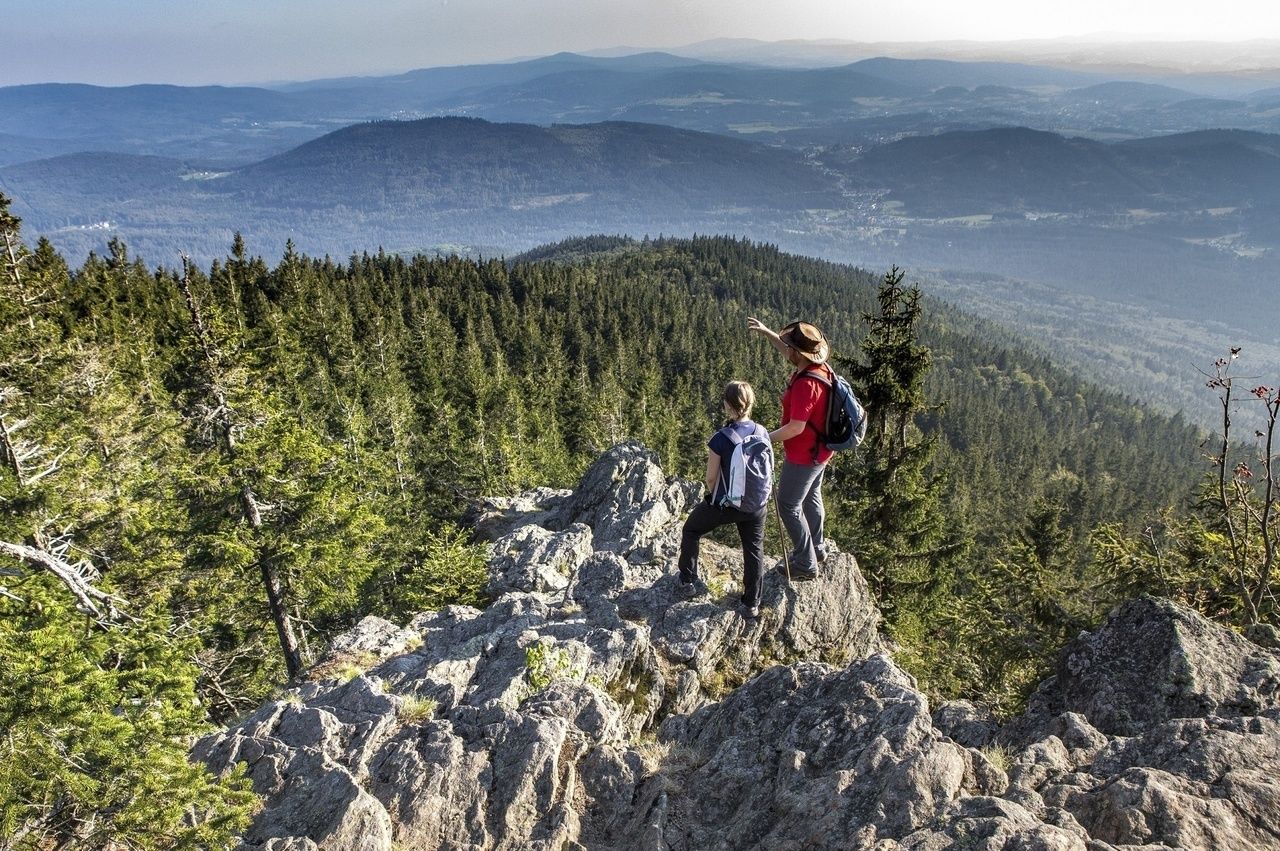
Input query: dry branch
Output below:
<box><xmin>0</xmin><ymin>540</ymin><xmax>122</xmax><ymax>623</ymax></box>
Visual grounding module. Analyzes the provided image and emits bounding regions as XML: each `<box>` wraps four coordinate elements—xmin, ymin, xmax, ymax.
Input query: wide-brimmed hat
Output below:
<box><xmin>780</xmin><ymin>321</ymin><xmax>829</xmax><ymax>363</ymax></box>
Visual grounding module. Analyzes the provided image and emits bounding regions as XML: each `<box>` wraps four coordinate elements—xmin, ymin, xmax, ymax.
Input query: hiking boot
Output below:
<box><xmin>774</xmin><ymin>562</ymin><xmax>817</xmax><ymax>582</ymax></box>
<box><xmin>738</xmin><ymin>601</ymin><xmax>761</xmax><ymax>619</ymax></box>
<box><xmin>678</xmin><ymin>577</ymin><xmax>707</xmax><ymax>598</ymax></box>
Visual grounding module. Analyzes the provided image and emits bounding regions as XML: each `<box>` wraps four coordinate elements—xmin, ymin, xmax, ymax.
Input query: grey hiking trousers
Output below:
<box><xmin>778</xmin><ymin>459</ymin><xmax>826</xmax><ymax>573</ymax></box>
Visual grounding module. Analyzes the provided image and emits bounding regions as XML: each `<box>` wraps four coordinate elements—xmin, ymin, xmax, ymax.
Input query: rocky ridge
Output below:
<box><xmin>197</xmin><ymin>442</ymin><xmax>1280</xmax><ymax>850</ymax></box>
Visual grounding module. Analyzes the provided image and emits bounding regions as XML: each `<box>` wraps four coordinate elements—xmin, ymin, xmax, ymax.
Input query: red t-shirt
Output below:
<box><xmin>781</xmin><ymin>364</ymin><xmax>833</xmax><ymax>465</ymax></box>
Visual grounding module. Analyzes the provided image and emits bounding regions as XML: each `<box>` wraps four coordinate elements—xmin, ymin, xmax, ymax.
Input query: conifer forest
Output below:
<box><xmin>2</xmin><ymin>194</ymin><xmax>1277</xmax><ymax>848</ymax></box>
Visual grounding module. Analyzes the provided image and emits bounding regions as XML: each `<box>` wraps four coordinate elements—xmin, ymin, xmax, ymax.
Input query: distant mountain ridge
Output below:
<box><xmin>1065</xmin><ymin>80</ymin><xmax>1204</xmax><ymax>104</ymax></box>
<box><xmin>669</xmin><ymin>36</ymin><xmax>1280</xmax><ymax>87</ymax></box>
<box><xmin>835</xmin><ymin>126</ymin><xmax>1280</xmax><ymax>215</ymax></box>
<box><xmin>6</xmin><ymin>114</ymin><xmax>1280</xmax><ymax>397</ymax></box>
<box><xmin>7</xmin><ymin>50</ymin><xmax>1280</xmax><ymax>166</ymax></box>
<box><xmin>274</xmin><ymin>50</ymin><xmax>704</xmax><ymax>93</ymax></box>
<box><xmin>229</xmin><ymin>117</ymin><xmax>839</xmax><ymax>210</ymax></box>
<box><xmin>0</xmin><ymin>117</ymin><xmax>842</xmax><ymax>264</ymax></box>
<box><xmin>7</xmin><ymin>116</ymin><xmax>1280</xmax><ymax>264</ymax></box>
<box><xmin>845</xmin><ymin>56</ymin><xmax>1103</xmax><ymax>90</ymax></box>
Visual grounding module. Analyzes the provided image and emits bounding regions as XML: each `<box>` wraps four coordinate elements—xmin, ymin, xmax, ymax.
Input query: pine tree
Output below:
<box><xmin>835</xmin><ymin>267</ymin><xmax>963</xmax><ymax>607</ymax></box>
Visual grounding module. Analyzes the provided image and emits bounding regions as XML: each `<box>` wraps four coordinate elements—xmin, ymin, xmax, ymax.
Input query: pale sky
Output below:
<box><xmin>3</xmin><ymin>0</ymin><xmax>1279</xmax><ymax>86</ymax></box>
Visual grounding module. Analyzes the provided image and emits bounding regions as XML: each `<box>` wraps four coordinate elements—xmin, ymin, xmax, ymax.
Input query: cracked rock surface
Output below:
<box><xmin>197</xmin><ymin>443</ymin><xmax>1280</xmax><ymax>851</ymax></box>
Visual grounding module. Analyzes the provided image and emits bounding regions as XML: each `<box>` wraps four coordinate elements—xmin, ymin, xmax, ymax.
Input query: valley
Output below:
<box><xmin>7</xmin><ymin>94</ymin><xmax>1279</xmax><ymax>428</ymax></box>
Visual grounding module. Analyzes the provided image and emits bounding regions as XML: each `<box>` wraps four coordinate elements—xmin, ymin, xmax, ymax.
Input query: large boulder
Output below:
<box><xmin>646</xmin><ymin>656</ymin><xmax>974</xmax><ymax>849</ymax></box>
<box><xmin>548</xmin><ymin>442</ymin><xmax>701</xmax><ymax>562</ymax></box>
<box><xmin>1007</xmin><ymin>596</ymin><xmax>1280</xmax><ymax>740</ymax></box>
<box><xmin>1038</xmin><ymin>714</ymin><xmax>1280</xmax><ymax>850</ymax></box>
<box><xmin>989</xmin><ymin>596</ymin><xmax>1280</xmax><ymax>851</ymax></box>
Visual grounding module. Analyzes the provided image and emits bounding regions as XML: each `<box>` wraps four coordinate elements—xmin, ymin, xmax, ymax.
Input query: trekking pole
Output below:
<box><xmin>774</xmin><ymin>495</ymin><xmax>791</xmax><ymax>582</ymax></box>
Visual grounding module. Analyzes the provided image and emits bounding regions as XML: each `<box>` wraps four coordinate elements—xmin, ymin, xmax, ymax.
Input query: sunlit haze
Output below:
<box><xmin>3</xmin><ymin>0</ymin><xmax>1279</xmax><ymax>86</ymax></box>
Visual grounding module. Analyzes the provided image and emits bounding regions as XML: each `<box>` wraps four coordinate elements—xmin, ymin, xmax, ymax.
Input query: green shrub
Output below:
<box><xmin>525</xmin><ymin>640</ymin><xmax>572</xmax><ymax>694</ymax></box>
<box><xmin>389</xmin><ymin>524</ymin><xmax>489</xmax><ymax>616</ymax></box>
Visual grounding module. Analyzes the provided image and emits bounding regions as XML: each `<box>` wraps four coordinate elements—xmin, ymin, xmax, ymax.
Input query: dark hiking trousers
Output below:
<box><xmin>678</xmin><ymin>499</ymin><xmax>768</xmax><ymax>607</ymax></box>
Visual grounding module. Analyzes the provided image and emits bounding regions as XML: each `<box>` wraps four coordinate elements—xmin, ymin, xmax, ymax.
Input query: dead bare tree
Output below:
<box><xmin>1244</xmin><ymin>383</ymin><xmax>1279</xmax><ymax>619</ymax></box>
<box><xmin>1</xmin><ymin>194</ymin><xmax>30</xmax><ymax>309</ymax></box>
<box><xmin>0</xmin><ymin>388</ymin><xmax>68</xmax><ymax>487</ymax></box>
<box><xmin>0</xmin><ymin>539</ymin><xmax>122</xmax><ymax>623</ymax></box>
<box><xmin>1202</xmin><ymin>350</ymin><xmax>1280</xmax><ymax>624</ymax></box>
<box><xmin>1</xmin><ymin>194</ymin><xmax>122</xmax><ymax>625</ymax></box>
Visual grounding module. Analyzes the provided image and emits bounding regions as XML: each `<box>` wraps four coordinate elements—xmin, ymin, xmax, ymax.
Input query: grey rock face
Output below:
<box><xmin>486</xmin><ymin>523</ymin><xmax>594</xmax><ymax>597</ymax></box>
<box><xmin>653</xmin><ymin>656</ymin><xmax>972</xmax><ymax>849</ymax></box>
<box><xmin>314</xmin><ymin>615</ymin><xmax>418</xmax><ymax>669</ymax></box>
<box><xmin>469</xmin><ymin>442</ymin><xmax>700</xmax><ymax>565</ymax></box>
<box><xmin>197</xmin><ymin>446</ymin><xmax>1280</xmax><ymax>851</ymax></box>
<box><xmin>197</xmin><ymin>443</ymin><xmax>879</xmax><ymax>851</ymax></box>
<box><xmin>1009</xmin><ymin>596</ymin><xmax>1280</xmax><ymax>739</ymax></box>
<box><xmin>467</xmin><ymin>486</ymin><xmax>572</xmax><ymax>542</ymax></box>
<box><xmin>1039</xmin><ymin>715</ymin><xmax>1280</xmax><ymax>850</ymax></box>
<box><xmin>547</xmin><ymin>442</ymin><xmax>701</xmax><ymax>563</ymax></box>
<box><xmin>934</xmin><ymin>699</ymin><xmax>1000</xmax><ymax>749</ymax></box>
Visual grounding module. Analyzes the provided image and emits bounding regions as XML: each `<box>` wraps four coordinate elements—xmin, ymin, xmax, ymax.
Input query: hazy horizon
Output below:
<box><xmin>4</xmin><ymin>0</ymin><xmax>1280</xmax><ymax>87</ymax></box>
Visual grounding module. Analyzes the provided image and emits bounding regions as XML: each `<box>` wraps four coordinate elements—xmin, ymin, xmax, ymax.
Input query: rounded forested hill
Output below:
<box><xmin>225</xmin><ymin>117</ymin><xmax>842</xmax><ymax>211</ymax></box>
<box><xmin>833</xmin><ymin>126</ymin><xmax>1280</xmax><ymax>217</ymax></box>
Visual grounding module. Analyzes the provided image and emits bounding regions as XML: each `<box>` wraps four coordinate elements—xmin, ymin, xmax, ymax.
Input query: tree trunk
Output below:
<box><xmin>259</xmin><ymin>556</ymin><xmax>303</xmax><ymax>679</ymax></box>
<box><xmin>0</xmin><ymin>414</ymin><xmax>24</xmax><ymax>484</ymax></box>
<box><xmin>241</xmin><ymin>484</ymin><xmax>303</xmax><ymax>678</ymax></box>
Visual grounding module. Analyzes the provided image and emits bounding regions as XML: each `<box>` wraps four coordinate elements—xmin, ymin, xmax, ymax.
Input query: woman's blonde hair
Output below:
<box><xmin>722</xmin><ymin>380</ymin><xmax>755</xmax><ymax>421</ymax></box>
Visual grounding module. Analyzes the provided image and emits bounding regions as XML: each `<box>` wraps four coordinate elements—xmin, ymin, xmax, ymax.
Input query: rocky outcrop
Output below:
<box><xmin>197</xmin><ymin>443</ymin><xmax>880</xmax><ymax>850</ymax></box>
<box><xmin>1009</xmin><ymin>596</ymin><xmax>1280</xmax><ymax>740</ymax></box>
<box><xmin>197</xmin><ymin>443</ymin><xmax>1280</xmax><ymax>851</ymax></box>
<box><xmin>988</xmin><ymin>597</ymin><xmax>1280</xmax><ymax>851</ymax></box>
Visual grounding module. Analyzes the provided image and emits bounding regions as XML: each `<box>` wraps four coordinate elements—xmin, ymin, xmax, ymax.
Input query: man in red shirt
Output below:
<box><xmin>747</xmin><ymin>318</ymin><xmax>832</xmax><ymax>580</ymax></box>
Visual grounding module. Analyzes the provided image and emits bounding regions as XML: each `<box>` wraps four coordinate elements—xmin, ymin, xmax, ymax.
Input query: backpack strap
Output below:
<box><xmin>789</xmin><ymin>364</ymin><xmax>834</xmax><ymax>460</ymax></box>
<box><xmin>787</xmin><ymin>363</ymin><xmax>832</xmax><ymax>391</ymax></box>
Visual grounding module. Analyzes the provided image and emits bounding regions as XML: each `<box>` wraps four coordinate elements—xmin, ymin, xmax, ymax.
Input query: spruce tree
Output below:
<box><xmin>836</xmin><ymin>268</ymin><xmax>961</xmax><ymax>603</ymax></box>
<box><xmin>0</xmin><ymin>199</ymin><xmax>255</xmax><ymax>849</ymax></box>
<box><xmin>831</xmin><ymin>267</ymin><xmax>968</xmax><ymax>690</ymax></box>
<box><xmin>171</xmin><ymin>256</ymin><xmax>382</xmax><ymax>684</ymax></box>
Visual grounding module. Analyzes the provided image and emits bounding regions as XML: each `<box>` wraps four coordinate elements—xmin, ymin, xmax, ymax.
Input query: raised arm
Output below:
<box><xmin>747</xmin><ymin>317</ymin><xmax>789</xmax><ymax>355</ymax></box>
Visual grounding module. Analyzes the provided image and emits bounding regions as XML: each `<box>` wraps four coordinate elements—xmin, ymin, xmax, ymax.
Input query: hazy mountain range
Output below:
<box><xmin>6</xmin><ymin>50</ymin><xmax>1280</xmax><ymax>168</ymax></box>
<box><xmin>3</xmin><ymin>46</ymin><xmax>1279</xmax><ymax>427</ymax></box>
<box><xmin>661</xmin><ymin>37</ymin><xmax>1280</xmax><ymax>82</ymax></box>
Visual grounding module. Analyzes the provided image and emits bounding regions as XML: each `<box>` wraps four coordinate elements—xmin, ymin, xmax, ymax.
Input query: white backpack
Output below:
<box><xmin>717</xmin><ymin>423</ymin><xmax>774</xmax><ymax>513</ymax></box>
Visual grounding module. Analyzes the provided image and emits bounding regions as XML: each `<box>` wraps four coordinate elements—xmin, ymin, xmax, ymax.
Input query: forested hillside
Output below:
<box><xmin>4</xmin><ymin>202</ymin><xmax>1258</xmax><ymax>846</ymax></box>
